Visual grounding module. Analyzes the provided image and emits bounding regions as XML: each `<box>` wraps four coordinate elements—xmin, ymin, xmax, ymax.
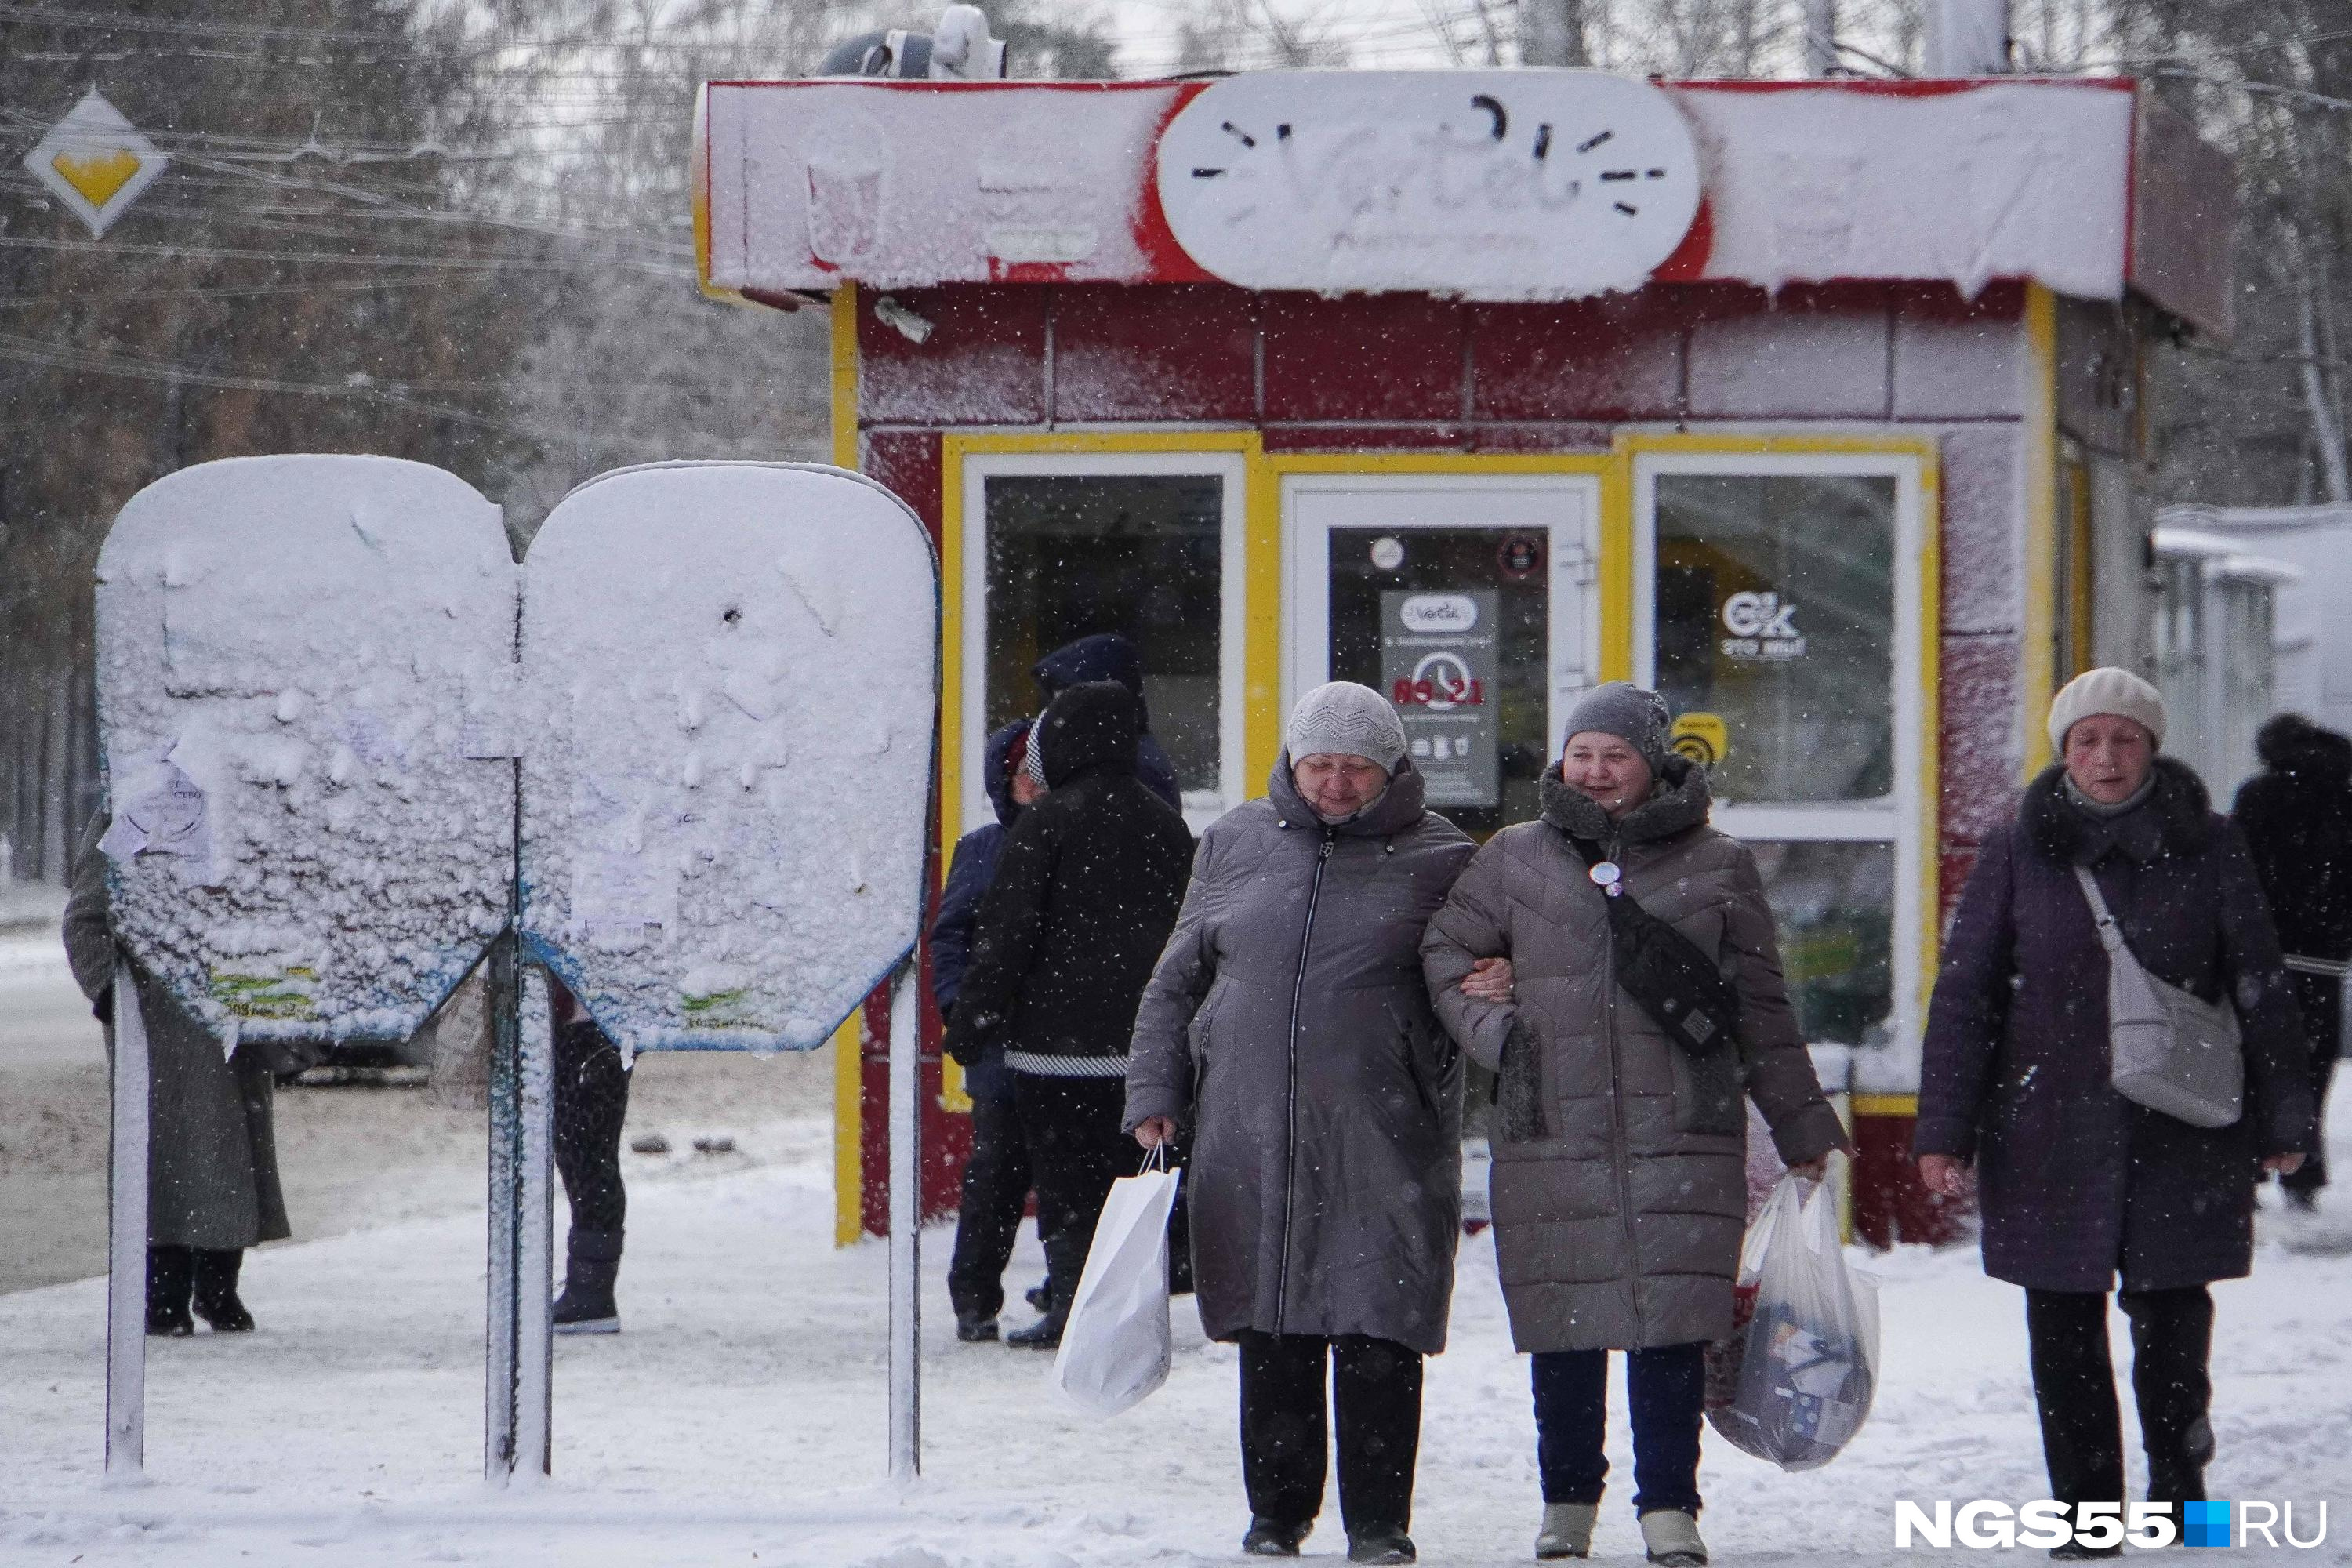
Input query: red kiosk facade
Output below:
<box><xmin>692</xmin><ymin>69</ymin><xmax>2232</xmax><ymax>1247</ymax></box>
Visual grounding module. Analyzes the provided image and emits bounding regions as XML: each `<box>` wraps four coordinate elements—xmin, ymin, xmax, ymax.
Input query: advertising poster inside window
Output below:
<box><xmin>1382</xmin><ymin>588</ymin><xmax>1498</xmax><ymax>808</ymax></box>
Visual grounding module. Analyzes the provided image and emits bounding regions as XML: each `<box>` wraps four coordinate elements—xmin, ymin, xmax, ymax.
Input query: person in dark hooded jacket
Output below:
<box><xmin>1032</xmin><ymin>633</ymin><xmax>1184</xmax><ymax>814</ymax></box>
<box><xmin>2233</xmin><ymin>712</ymin><xmax>2352</xmax><ymax>1207</ymax></box>
<box><xmin>944</xmin><ymin>679</ymin><xmax>1194</xmax><ymax>1348</ymax></box>
<box><xmin>933</xmin><ymin>719</ymin><xmax>1051</xmax><ymax>1340</ymax></box>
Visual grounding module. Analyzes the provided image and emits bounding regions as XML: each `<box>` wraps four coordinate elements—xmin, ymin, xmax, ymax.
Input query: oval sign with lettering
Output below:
<box><xmin>1399</xmin><ymin>593</ymin><xmax>1480</xmax><ymax>633</ymax></box>
<box><xmin>1156</xmin><ymin>70</ymin><xmax>1701</xmax><ymax>299</ymax></box>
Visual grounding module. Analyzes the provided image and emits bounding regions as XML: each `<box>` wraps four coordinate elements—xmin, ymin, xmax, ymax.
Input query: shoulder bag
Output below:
<box><xmin>2072</xmin><ymin>866</ymin><xmax>2244</xmax><ymax>1129</ymax></box>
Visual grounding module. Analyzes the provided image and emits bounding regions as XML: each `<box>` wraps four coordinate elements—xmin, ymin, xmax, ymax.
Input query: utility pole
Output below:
<box><xmin>1802</xmin><ymin>0</ymin><xmax>1837</xmax><ymax>75</ymax></box>
<box><xmin>1923</xmin><ymin>0</ymin><xmax>2010</xmax><ymax>76</ymax></box>
<box><xmin>1522</xmin><ymin>0</ymin><xmax>1589</xmax><ymax>67</ymax></box>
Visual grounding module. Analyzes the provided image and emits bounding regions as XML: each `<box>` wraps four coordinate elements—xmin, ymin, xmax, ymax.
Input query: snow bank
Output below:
<box><xmin>93</xmin><ymin>456</ymin><xmax>516</xmax><ymax>1046</ymax></box>
<box><xmin>518</xmin><ymin>463</ymin><xmax>938</xmax><ymax>1054</ymax></box>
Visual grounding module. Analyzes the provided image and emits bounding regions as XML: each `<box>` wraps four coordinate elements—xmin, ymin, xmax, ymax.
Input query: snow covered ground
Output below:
<box><xmin>2</xmin><ymin>935</ymin><xmax>2347</xmax><ymax>1566</ymax></box>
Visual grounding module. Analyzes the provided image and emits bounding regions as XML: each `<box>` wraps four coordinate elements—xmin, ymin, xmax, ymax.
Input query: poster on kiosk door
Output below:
<box><xmin>1381</xmin><ymin>589</ymin><xmax>1498</xmax><ymax>808</ymax></box>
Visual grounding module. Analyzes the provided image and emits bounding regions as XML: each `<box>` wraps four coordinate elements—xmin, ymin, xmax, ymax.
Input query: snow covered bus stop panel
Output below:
<box><xmin>93</xmin><ymin>456</ymin><xmax>517</xmax><ymax>1045</ymax></box>
<box><xmin>518</xmin><ymin>463</ymin><xmax>937</xmax><ymax>1054</ymax></box>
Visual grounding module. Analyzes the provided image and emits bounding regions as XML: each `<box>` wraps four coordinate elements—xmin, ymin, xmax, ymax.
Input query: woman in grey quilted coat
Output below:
<box><xmin>1127</xmin><ymin>682</ymin><xmax>1477</xmax><ymax>1566</ymax></box>
<box><xmin>1422</xmin><ymin>683</ymin><xmax>1848</xmax><ymax>1568</ymax></box>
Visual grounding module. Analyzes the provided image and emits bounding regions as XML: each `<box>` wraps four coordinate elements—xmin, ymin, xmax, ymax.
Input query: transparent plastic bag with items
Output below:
<box><xmin>1704</xmin><ymin>1171</ymin><xmax>1880</xmax><ymax>1471</ymax></box>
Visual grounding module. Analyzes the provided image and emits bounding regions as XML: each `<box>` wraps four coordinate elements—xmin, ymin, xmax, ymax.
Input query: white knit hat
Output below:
<box><xmin>1287</xmin><ymin>681</ymin><xmax>1407</xmax><ymax>773</ymax></box>
<box><xmin>2048</xmin><ymin>666</ymin><xmax>2166</xmax><ymax>753</ymax></box>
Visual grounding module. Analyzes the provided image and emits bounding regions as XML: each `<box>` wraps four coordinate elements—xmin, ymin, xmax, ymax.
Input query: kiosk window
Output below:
<box><xmin>983</xmin><ymin>474</ymin><xmax>1224</xmax><ymax>798</ymax></box>
<box><xmin>1653</xmin><ymin>474</ymin><xmax>1897</xmax><ymax>804</ymax></box>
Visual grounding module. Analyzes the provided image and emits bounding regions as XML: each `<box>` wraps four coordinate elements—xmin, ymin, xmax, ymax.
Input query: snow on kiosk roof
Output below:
<box><xmin>695</xmin><ymin>70</ymin><xmax>2230</xmax><ymax>335</ymax></box>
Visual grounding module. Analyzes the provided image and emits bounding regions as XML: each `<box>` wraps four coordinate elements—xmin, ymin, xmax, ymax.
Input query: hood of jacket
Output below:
<box><xmin>2024</xmin><ymin>754</ymin><xmax>2214</xmax><ymax>866</ymax></box>
<box><xmin>1267</xmin><ymin>748</ymin><xmax>1431</xmax><ymax>837</ymax></box>
<box><xmin>2255</xmin><ymin>713</ymin><xmax>2352</xmax><ymax>783</ymax></box>
<box><xmin>1033</xmin><ymin>633</ymin><xmax>1150</xmax><ymax>728</ymax></box>
<box><xmin>1036</xmin><ymin>679</ymin><xmax>1141</xmax><ymax>788</ymax></box>
<box><xmin>983</xmin><ymin>719</ymin><xmax>1031</xmax><ymax>828</ymax></box>
<box><xmin>1537</xmin><ymin>753</ymin><xmax>1711</xmax><ymax>847</ymax></box>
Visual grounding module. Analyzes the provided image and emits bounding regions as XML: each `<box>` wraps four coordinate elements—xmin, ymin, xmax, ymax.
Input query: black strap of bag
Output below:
<box><xmin>1569</xmin><ymin>837</ymin><xmax>1740</xmax><ymax>1058</ymax></box>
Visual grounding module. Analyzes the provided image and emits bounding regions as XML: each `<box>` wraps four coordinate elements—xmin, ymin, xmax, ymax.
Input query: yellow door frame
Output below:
<box><xmin>1618</xmin><ymin>430</ymin><xmax>1944</xmax><ymax>1124</ymax></box>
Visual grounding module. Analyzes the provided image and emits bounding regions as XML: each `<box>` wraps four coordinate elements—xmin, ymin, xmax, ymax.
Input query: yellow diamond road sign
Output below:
<box><xmin>26</xmin><ymin>90</ymin><xmax>166</xmax><ymax>238</ymax></box>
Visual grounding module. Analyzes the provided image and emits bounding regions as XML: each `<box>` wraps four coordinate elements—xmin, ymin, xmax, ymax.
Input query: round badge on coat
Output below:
<box><xmin>1588</xmin><ymin>861</ymin><xmax>1622</xmax><ymax>889</ymax></box>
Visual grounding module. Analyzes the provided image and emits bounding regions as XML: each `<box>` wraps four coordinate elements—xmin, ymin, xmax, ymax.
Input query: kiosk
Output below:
<box><xmin>693</xmin><ymin>67</ymin><xmax>2234</xmax><ymax>1247</ymax></box>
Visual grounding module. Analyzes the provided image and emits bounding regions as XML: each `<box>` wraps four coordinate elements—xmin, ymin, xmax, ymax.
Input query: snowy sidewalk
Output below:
<box><xmin>3</xmin><ymin>1095</ymin><xmax>2347</xmax><ymax>1567</ymax></box>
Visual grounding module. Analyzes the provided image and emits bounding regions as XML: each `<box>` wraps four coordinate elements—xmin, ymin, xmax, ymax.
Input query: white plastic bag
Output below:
<box><xmin>1052</xmin><ymin>1155</ymin><xmax>1182</xmax><ymax>1417</ymax></box>
<box><xmin>1704</xmin><ymin>1171</ymin><xmax>1879</xmax><ymax>1471</ymax></box>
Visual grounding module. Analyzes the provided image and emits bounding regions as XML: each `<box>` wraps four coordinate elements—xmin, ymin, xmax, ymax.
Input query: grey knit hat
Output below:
<box><xmin>1287</xmin><ymin>681</ymin><xmax>1407</xmax><ymax>773</ymax></box>
<box><xmin>1562</xmin><ymin>681</ymin><xmax>1673</xmax><ymax>771</ymax></box>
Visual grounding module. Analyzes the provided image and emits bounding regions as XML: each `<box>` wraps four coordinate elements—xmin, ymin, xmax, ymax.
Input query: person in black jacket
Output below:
<box><xmin>2233</xmin><ymin>713</ymin><xmax>2352</xmax><ymax>1209</ymax></box>
<box><xmin>944</xmin><ymin>680</ymin><xmax>1194</xmax><ymax>1349</ymax></box>
<box><xmin>1032</xmin><ymin>633</ymin><xmax>1185</xmax><ymax>815</ymax></box>
<box><xmin>934</xmin><ymin>719</ymin><xmax>1051</xmax><ymax>1341</ymax></box>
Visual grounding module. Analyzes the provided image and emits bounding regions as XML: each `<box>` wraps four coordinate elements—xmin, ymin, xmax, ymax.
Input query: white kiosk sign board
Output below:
<box><xmin>92</xmin><ymin>456</ymin><xmax>941</xmax><ymax>1484</ymax></box>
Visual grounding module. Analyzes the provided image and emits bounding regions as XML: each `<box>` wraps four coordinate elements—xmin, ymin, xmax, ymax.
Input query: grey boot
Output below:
<box><xmin>1535</xmin><ymin>1503</ymin><xmax>1598</xmax><ymax>1559</ymax></box>
<box><xmin>1639</xmin><ymin>1510</ymin><xmax>1707</xmax><ymax>1567</ymax></box>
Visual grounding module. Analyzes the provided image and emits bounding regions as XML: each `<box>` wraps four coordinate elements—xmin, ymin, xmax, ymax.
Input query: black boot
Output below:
<box><xmin>553</xmin><ymin>1227</ymin><xmax>622</xmax><ymax>1334</ymax></box>
<box><xmin>145</xmin><ymin>1245</ymin><xmax>193</xmax><ymax>1337</ymax></box>
<box><xmin>1005</xmin><ymin>1302</ymin><xmax>1066</xmax><ymax>1349</ymax></box>
<box><xmin>191</xmin><ymin>1248</ymin><xmax>256</xmax><ymax>1332</ymax></box>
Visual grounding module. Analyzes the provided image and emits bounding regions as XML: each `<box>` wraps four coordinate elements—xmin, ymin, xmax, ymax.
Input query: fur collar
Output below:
<box><xmin>1539</xmin><ymin>754</ymin><xmax>1711</xmax><ymax>848</ymax></box>
<box><xmin>2022</xmin><ymin>755</ymin><xmax>2213</xmax><ymax>866</ymax></box>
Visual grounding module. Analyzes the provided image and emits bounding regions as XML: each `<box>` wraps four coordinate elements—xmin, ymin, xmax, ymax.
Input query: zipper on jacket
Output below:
<box><xmin>1599</xmin><ymin>831</ymin><xmax>1646</xmax><ymax>1344</ymax></box>
<box><xmin>1272</xmin><ymin>828</ymin><xmax>1336</xmax><ymax>1329</ymax></box>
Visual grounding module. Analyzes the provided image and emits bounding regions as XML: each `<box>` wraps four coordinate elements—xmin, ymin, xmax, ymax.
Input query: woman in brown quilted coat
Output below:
<box><xmin>1423</xmin><ymin>683</ymin><xmax>1848</xmax><ymax>1567</ymax></box>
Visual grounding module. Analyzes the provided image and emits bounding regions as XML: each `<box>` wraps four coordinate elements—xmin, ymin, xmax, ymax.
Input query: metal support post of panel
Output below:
<box><xmin>104</xmin><ymin>957</ymin><xmax>150</xmax><ymax>1479</ymax></box>
<box><xmin>887</xmin><ymin>960</ymin><xmax>922</xmax><ymax>1484</ymax></box>
<box><xmin>485</xmin><ymin>936</ymin><xmax>555</xmax><ymax>1483</ymax></box>
<box><xmin>515</xmin><ymin>964</ymin><xmax>555</xmax><ymax>1476</ymax></box>
<box><xmin>484</xmin><ymin>932</ymin><xmax>518</xmax><ymax>1481</ymax></box>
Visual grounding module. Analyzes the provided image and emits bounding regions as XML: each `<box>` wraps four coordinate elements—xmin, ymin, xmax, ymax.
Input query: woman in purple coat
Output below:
<box><xmin>1918</xmin><ymin>670</ymin><xmax>2314</xmax><ymax>1553</ymax></box>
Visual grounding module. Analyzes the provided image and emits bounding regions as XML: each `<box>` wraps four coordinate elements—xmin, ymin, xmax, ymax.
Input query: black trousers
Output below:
<box><xmin>2281</xmin><ymin>973</ymin><xmax>2340</xmax><ymax>1196</ymax></box>
<box><xmin>1532</xmin><ymin>1343</ymin><xmax>1706</xmax><ymax>1516</ymax></box>
<box><xmin>1238</xmin><ymin>1330</ymin><xmax>1424</xmax><ymax>1535</ymax></box>
<box><xmin>2025</xmin><ymin>1287</ymin><xmax>2213</xmax><ymax>1506</ymax></box>
<box><xmin>554</xmin><ymin>1017</ymin><xmax>630</xmax><ymax>1259</ymax></box>
<box><xmin>1011</xmin><ymin>1071</ymin><xmax>1132</xmax><ymax>1311</ymax></box>
<box><xmin>949</xmin><ymin>1052</ymin><xmax>1034</xmax><ymax>1319</ymax></box>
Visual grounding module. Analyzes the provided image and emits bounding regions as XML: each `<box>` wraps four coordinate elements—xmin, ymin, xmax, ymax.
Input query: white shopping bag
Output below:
<box><xmin>1704</xmin><ymin>1171</ymin><xmax>1880</xmax><ymax>1471</ymax></box>
<box><xmin>1052</xmin><ymin>1151</ymin><xmax>1182</xmax><ymax>1417</ymax></box>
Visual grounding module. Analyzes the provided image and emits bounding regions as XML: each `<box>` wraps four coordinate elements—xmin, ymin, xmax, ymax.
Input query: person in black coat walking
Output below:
<box><xmin>1918</xmin><ymin>670</ymin><xmax>2314</xmax><ymax>1544</ymax></box>
<box><xmin>933</xmin><ymin>719</ymin><xmax>1051</xmax><ymax>1341</ymax></box>
<box><xmin>2231</xmin><ymin>713</ymin><xmax>2352</xmax><ymax>1209</ymax></box>
<box><xmin>1032</xmin><ymin>633</ymin><xmax>1185</xmax><ymax>815</ymax></box>
<box><xmin>944</xmin><ymin>680</ymin><xmax>1194</xmax><ymax>1348</ymax></box>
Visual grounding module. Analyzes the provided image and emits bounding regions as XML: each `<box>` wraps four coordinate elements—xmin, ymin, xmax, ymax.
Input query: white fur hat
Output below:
<box><xmin>2048</xmin><ymin>666</ymin><xmax>2167</xmax><ymax>754</ymax></box>
<box><xmin>1287</xmin><ymin>681</ymin><xmax>1408</xmax><ymax>773</ymax></box>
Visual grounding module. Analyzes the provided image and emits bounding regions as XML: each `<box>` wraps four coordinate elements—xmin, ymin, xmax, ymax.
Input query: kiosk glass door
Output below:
<box><xmin>1287</xmin><ymin>475</ymin><xmax>1601</xmax><ymax>838</ymax></box>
